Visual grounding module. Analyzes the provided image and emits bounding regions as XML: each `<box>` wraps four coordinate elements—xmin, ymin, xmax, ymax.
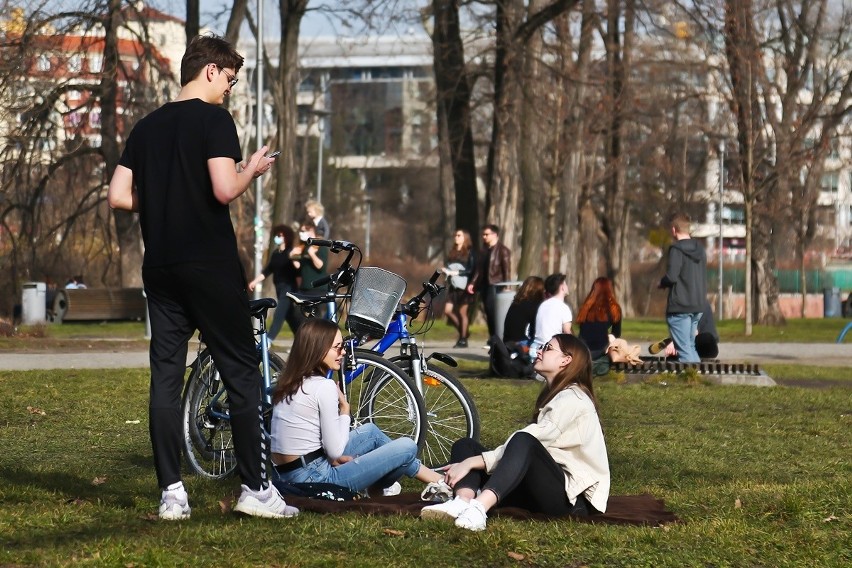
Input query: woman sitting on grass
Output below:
<box><xmin>421</xmin><ymin>333</ymin><xmax>609</xmax><ymax>531</ymax></box>
<box><xmin>270</xmin><ymin>318</ymin><xmax>451</xmax><ymax>499</ymax></box>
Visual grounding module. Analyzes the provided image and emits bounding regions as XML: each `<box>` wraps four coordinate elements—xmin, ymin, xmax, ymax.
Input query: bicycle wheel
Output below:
<box><xmin>344</xmin><ymin>350</ymin><xmax>427</xmax><ymax>450</ymax></box>
<box><xmin>181</xmin><ymin>348</ymin><xmax>285</xmax><ymax>479</ymax></box>
<box><xmin>391</xmin><ymin>357</ymin><xmax>480</xmax><ymax>469</ymax></box>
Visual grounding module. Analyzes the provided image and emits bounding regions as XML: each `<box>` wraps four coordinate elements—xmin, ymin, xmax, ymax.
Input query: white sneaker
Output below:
<box><xmin>382</xmin><ymin>481</ymin><xmax>402</xmax><ymax>496</ymax></box>
<box><xmin>234</xmin><ymin>484</ymin><xmax>299</xmax><ymax>518</ymax></box>
<box><xmin>159</xmin><ymin>483</ymin><xmax>191</xmax><ymax>521</ymax></box>
<box><xmin>420</xmin><ymin>496</ymin><xmax>471</xmax><ymax>521</ymax></box>
<box><xmin>455</xmin><ymin>499</ymin><xmax>487</xmax><ymax>531</ymax></box>
<box><xmin>420</xmin><ymin>480</ymin><xmax>453</xmax><ymax>502</ymax></box>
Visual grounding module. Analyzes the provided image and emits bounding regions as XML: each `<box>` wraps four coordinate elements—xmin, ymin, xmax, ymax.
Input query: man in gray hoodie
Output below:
<box><xmin>659</xmin><ymin>212</ymin><xmax>707</xmax><ymax>362</ymax></box>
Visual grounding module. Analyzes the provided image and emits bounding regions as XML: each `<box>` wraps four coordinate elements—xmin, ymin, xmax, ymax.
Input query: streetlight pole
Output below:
<box><xmin>718</xmin><ymin>139</ymin><xmax>725</xmax><ymax>320</ymax></box>
<box><xmin>316</xmin><ymin>116</ymin><xmax>325</xmax><ymax>203</ymax></box>
<box><xmin>252</xmin><ymin>0</ymin><xmax>265</xmax><ymax>300</ymax></box>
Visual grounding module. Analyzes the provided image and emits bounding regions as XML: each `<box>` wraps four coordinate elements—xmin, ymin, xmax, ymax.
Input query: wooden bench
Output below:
<box><xmin>52</xmin><ymin>288</ymin><xmax>146</xmax><ymax>322</ymax></box>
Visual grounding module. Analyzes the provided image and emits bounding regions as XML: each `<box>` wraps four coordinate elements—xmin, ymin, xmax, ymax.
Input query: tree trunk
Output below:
<box><xmin>185</xmin><ymin>0</ymin><xmax>200</xmax><ymax>42</ymax></box>
<box><xmin>103</xmin><ymin>0</ymin><xmax>143</xmax><ymax>287</ymax></box>
<box><xmin>270</xmin><ymin>1</ymin><xmax>308</xmax><ymax>226</ymax></box>
<box><xmin>224</xmin><ymin>0</ymin><xmax>249</xmax><ymax>45</ymax></box>
<box><xmin>516</xmin><ymin>0</ymin><xmax>547</xmax><ymax>280</ymax></box>
<box><xmin>431</xmin><ymin>0</ymin><xmax>479</xmax><ymax>240</ymax></box>
<box><xmin>601</xmin><ymin>0</ymin><xmax>635</xmax><ymax>316</ymax></box>
<box><xmin>485</xmin><ymin>0</ymin><xmax>524</xmax><ymax>262</ymax></box>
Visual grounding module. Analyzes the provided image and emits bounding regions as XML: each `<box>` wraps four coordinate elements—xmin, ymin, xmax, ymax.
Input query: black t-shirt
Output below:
<box><xmin>503</xmin><ymin>299</ymin><xmax>540</xmax><ymax>343</ymax></box>
<box><xmin>263</xmin><ymin>249</ymin><xmax>299</xmax><ymax>289</ymax></box>
<box><xmin>118</xmin><ymin>99</ymin><xmax>242</xmax><ymax>267</ymax></box>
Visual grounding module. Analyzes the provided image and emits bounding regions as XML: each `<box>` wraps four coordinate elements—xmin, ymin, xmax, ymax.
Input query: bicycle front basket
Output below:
<box><xmin>347</xmin><ymin>267</ymin><xmax>406</xmax><ymax>337</ymax></box>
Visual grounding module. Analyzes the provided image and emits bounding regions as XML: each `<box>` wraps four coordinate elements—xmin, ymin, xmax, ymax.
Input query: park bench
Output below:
<box><xmin>52</xmin><ymin>288</ymin><xmax>146</xmax><ymax>323</ymax></box>
<box><xmin>609</xmin><ymin>358</ymin><xmax>775</xmax><ymax>386</ymax></box>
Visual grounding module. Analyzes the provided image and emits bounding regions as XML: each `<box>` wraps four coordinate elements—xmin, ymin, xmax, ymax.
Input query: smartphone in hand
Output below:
<box><xmin>265</xmin><ymin>150</ymin><xmax>281</xmax><ymax>159</ymax></box>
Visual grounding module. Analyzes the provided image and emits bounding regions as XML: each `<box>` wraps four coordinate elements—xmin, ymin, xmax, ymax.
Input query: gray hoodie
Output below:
<box><xmin>660</xmin><ymin>238</ymin><xmax>707</xmax><ymax>314</ymax></box>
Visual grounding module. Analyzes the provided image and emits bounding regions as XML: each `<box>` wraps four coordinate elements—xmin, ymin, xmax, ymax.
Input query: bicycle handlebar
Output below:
<box><xmin>306</xmin><ymin>238</ymin><xmax>357</xmax><ymax>252</ymax></box>
<box><xmin>399</xmin><ymin>271</ymin><xmax>444</xmax><ymax>318</ymax></box>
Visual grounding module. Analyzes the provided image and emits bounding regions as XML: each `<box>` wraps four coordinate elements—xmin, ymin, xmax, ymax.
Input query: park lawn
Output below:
<box><xmin>1</xmin><ymin>367</ymin><xmax>850</xmax><ymax>567</ymax></box>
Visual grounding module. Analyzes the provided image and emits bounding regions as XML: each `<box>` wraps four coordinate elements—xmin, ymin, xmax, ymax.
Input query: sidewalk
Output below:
<box><xmin>1</xmin><ymin>340</ymin><xmax>850</xmax><ymax>370</ymax></box>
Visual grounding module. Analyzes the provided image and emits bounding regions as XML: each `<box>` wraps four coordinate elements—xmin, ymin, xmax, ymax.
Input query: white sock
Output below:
<box><xmin>165</xmin><ymin>481</ymin><xmax>184</xmax><ymax>492</ymax></box>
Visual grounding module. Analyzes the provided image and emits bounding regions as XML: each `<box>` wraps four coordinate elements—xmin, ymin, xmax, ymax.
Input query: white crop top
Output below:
<box><xmin>270</xmin><ymin>375</ymin><xmax>351</xmax><ymax>460</ymax></box>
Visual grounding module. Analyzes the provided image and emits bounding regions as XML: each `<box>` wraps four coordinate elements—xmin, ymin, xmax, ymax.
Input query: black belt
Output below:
<box><xmin>274</xmin><ymin>449</ymin><xmax>325</xmax><ymax>473</ymax></box>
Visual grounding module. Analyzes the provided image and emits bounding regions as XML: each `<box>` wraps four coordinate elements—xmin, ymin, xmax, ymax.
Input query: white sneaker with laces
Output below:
<box><xmin>382</xmin><ymin>482</ymin><xmax>402</xmax><ymax>496</ymax></box>
<box><xmin>159</xmin><ymin>482</ymin><xmax>191</xmax><ymax>521</ymax></box>
<box><xmin>420</xmin><ymin>496</ymin><xmax>471</xmax><ymax>521</ymax></box>
<box><xmin>420</xmin><ymin>480</ymin><xmax>453</xmax><ymax>502</ymax></box>
<box><xmin>454</xmin><ymin>498</ymin><xmax>487</xmax><ymax>531</ymax></box>
<box><xmin>234</xmin><ymin>484</ymin><xmax>299</xmax><ymax>518</ymax></box>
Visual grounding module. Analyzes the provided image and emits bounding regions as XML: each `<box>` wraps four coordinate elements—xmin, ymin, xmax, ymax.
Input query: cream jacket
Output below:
<box><xmin>481</xmin><ymin>385</ymin><xmax>610</xmax><ymax>512</ymax></box>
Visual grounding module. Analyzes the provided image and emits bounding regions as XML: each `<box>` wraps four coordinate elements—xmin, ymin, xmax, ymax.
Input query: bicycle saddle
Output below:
<box><xmin>286</xmin><ymin>290</ymin><xmax>329</xmax><ymax>306</ymax></box>
<box><xmin>248</xmin><ymin>297</ymin><xmax>277</xmax><ymax>317</ymax></box>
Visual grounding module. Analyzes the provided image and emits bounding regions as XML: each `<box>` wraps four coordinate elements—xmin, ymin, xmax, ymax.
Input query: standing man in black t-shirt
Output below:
<box><xmin>107</xmin><ymin>35</ymin><xmax>298</xmax><ymax>520</ymax></box>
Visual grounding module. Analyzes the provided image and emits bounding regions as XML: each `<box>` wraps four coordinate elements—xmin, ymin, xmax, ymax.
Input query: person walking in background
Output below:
<box><xmin>305</xmin><ymin>200</ymin><xmax>330</xmax><ymax>239</ymax></box>
<box><xmin>442</xmin><ymin>229</ymin><xmax>476</xmax><ymax>348</ymax></box>
<box><xmin>248</xmin><ymin>224</ymin><xmax>301</xmax><ymax>341</ymax></box>
<box><xmin>659</xmin><ymin>212</ymin><xmax>708</xmax><ymax>363</ymax></box>
<box><xmin>420</xmin><ymin>333</ymin><xmax>609</xmax><ymax>531</ymax></box>
<box><xmin>533</xmin><ymin>274</ymin><xmax>573</xmax><ymax>355</ymax></box>
<box><xmin>107</xmin><ymin>34</ymin><xmax>297</xmax><ymax>520</ymax></box>
<box><xmin>467</xmin><ymin>224</ymin><xmax>512</xmax><ymax>344</ymax></box>
<box><xmin>575</xmin><ymin>277</ymin><xmax>623</xmax><ymax>360</ymax></box>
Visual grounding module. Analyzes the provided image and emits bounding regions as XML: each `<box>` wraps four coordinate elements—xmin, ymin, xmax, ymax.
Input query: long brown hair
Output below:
<box><xmin>447</xmin><ymin>229</ymin><xmax>472</xmax><ymax>262</ymax></box>
<box><xmin>272</xmin><ymin>319</ymin><xmax>340</xmax><ymax>404</ymax></box>
<box><xmin>576</xmin><ymin>277</ymin><xmax>622</xmax><ymax>324</ymax></box>
<box><xmin>513</xmin><ymin>276</ymin><xmax>545</xmax><ymax>305</ymax></box>
<box><xmin>533</xmin><ymin>334</ymin><xmax>597</xmax><ymax>419</ymax></box>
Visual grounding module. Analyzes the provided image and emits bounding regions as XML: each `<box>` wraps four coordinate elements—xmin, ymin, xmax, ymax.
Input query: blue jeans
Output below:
<box><xmin>666</xmin><ymin>312</ymin><xmax>703</xmax><ymax>363</ymax></box>
<box><xmin>273</xmin><ymin>424</ymin><xmax>421</xmax><ymax>492</ymax></box>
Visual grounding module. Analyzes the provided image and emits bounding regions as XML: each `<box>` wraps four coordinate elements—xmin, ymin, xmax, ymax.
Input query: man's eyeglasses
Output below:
<box><xmin>216</xmin><ymin>66</ymin><xmax>238</xmax><ymax>89</ymax></box>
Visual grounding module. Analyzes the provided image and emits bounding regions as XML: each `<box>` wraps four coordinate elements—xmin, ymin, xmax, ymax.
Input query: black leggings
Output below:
<box><xmin>451</xmin><ymin>434</ymin><xmax>596</xmax><ymax>516</ymax></box>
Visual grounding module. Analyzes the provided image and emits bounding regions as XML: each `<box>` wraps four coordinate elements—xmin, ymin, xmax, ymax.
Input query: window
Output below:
<box><xmin>68</xmin><ymin>54</ymin><xmax>82</xmax><ymax>73</ymax></box>
<box><xmin>36</xmin><ymin>54</ymin><xmax>50</xmax><ymax>72</ymax></box>
<box><xmin>89</xmin><ymin>108</ymin><xmax>101</xmax><ymax>127</ymax></box>
<box><xmin>88</xmin><ymin>54</ymin><xmax>103</xmax><ymax>73</ymax></box>
<box><xmin>821</xmin><ymin>172</ymin><xmax>839</xmax><ymax>193</ymax></box>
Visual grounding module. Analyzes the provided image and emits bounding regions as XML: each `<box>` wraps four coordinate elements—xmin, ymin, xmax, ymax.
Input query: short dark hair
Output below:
<box><xmin>180</xmin><ymin>34</ymin><xmax>244</xmax><ymax>86</ymax></box>
<box><xmin>544</xmin><ymin>273</ymin><xmax>566</xmax><ymax>296</ymax></box>
<box><xmin>483</xmin><ymin>224</ymin><xmax>499</xmax><ymax>235</ymax></box>
<box><xmin>300</xmin><ymin>218</ymin><xmax>317</xmax><ymax>231</ymax></box>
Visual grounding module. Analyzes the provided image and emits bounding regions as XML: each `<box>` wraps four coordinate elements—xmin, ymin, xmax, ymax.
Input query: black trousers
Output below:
<box><xmin>268</xmin><ymin>282</ymin><xmax>302</xmax><ymax>340</ymax></box>
<box><xmin>482</xmin><ymin>284</ymin><xmax>499</xmax><ymax>338</ymax></box>
<box><xmin>451</xmin><ymin>434</ymin><xmax>595</xmax><ymax>516</ymax></box>
<box><xmin>143</xmin><ymin>261</ymin><xmax>267</xmax><ymax>490</ymax></box>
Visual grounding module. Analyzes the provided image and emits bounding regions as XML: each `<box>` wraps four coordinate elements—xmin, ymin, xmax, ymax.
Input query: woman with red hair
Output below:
<box><xmin>575</xmin><ymin>277</ymin><xmax>623</xmax><ymax>360</ymax></box>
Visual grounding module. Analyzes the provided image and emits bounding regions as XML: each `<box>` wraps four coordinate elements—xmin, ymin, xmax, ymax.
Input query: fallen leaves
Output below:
<box><xmin>27</xmin><ymin>406</ymin><xmax>46</xmax><ymax>416</ymax></box>
<box><xmin>507</xmin><ymin>551</ymin><xmax>525</xmax><ymax>561</ymax></box>
<box><xmin>382</xmin><ymin>528</ymin><xmax>405</xmax><ymax>537</ymax></box>
<box><xmin>91</xmin><ymin>476</ymin><xmax>108</xmax><ymax>486</ymax></box>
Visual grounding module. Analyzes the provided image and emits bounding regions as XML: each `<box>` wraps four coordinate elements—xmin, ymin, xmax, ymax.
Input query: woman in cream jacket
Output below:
<box><xmin>420</xmin><ymin>333</ymin><xmax>609</xmax><ymax>531</ymax></box>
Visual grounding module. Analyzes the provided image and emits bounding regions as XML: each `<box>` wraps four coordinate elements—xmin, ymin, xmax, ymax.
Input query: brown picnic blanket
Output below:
<box><xmin>282</xmin><ymin>492</ymin><xmax>678</xmax><ymax>526</ymax></box>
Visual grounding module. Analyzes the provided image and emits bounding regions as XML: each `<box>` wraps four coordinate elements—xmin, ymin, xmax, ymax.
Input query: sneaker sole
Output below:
<box><xmin>420</xmin><ymin>507</ymin><xmax>460</xmax><ymax>521</ymax></box>
<box><xmin>234</xmin><ymin>501</ymin><xmax>297</xmax><ymax>519</ymax></box>
<box><xmin>159</xmin><ymin>505</ymin><xmax>191</xmax><ymax>521</ymax></box>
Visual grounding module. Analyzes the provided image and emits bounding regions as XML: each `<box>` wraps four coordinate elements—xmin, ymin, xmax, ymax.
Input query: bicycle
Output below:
<box><xmin>181</xmin><ymin>257</ymin><xmax>427</xmax><ymax>478</ymax></box>
<box><xmin>290</xmin><ymin>239</ymin><xmax>480</xmax><ymax>468</ymax></box>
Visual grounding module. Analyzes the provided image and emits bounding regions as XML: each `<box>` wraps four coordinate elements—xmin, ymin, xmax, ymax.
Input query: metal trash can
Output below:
<box><xmin>494</xmin><ymin>281</ymin><xmax>523</xmax><ymax>340</ymax></box>
<box><xmin>21</xmin><ymin>282</ymin><xmax>47</xmax><ymax>325</ymax></box>
<box><xmin>823</xmin><ymin>287</ymin><xmax>841</xmax><ymax>318</ymax></box>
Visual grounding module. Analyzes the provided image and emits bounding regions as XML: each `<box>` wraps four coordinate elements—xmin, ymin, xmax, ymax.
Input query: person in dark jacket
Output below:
<box><xmin>248</xmin><ymin>224</ymin><xmax>301</xmax><ymax>340</ymax></box>
<box><xmin>467</xmin><ymin>224</ymin><xmax>512</xmax><ymax>342</ymax></box>
<box><xmin>575</xmin><ymin>277</ymin><xmax>623</xmax><ymax>360</ymax></box>
<box><xmin>658</xmin><ymin>212</ymin><xmax>708</xmax><ymax>363</ymax></box>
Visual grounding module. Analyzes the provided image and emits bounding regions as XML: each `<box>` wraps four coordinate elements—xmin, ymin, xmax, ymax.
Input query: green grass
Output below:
<box><xmin>2</xmin><ymin>365</ymin><xmax>850</xmax><ymax>567</ymax></box>
<box><xmin>621</xmin><ymin>317</ymin><xmax>851</xmax><ymax>343</ymax></box>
